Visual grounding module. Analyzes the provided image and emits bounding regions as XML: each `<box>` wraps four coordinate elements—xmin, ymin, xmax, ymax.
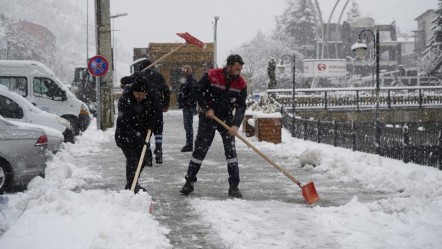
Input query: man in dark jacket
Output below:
<box><xmin>178</xmin><ymin>65</ymin><xmax>197</xmax><ymax>152</ymax></box>
<box><xmin>120</xmin><ymin>59</ymin><xmax>170</xmax><ymax>165</ymax></box>
<box><xmin>115</xmin><ymin>72</ymin><xmax>162</xmax><ymax>193</ymax></box>
<box><xmin>180</xmin><ymin>54</ymin><xmax>247</xmax><ymax>198</ymax></box>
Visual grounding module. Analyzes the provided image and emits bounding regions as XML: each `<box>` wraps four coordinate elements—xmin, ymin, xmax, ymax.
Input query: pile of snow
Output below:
<box><xmin>0</xmin><ymin>123</ymin><xmax>171</xmax><ymax>249</ymax></box>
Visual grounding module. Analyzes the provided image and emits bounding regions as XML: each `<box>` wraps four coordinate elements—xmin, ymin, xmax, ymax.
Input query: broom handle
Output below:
<box><xmin>141</xmin><ymin>43</ymin><xmax>187</xmax><ymax>73</ymax></box>
<box><xmin>130</xmin><ymin>129</ymin><xmax>152</xmax><ymax>192</ymax></box>
<box><xmin>212</xmin><ymin>116</ymin><xmax>302</xmax><ymax>187</ymax></box>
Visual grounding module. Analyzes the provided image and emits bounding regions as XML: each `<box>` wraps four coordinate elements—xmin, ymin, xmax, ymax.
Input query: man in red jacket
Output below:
<box><xmin>180</xmin><ymin>54</ymin><xmax>247</xmax><ymax>198</ymax></box>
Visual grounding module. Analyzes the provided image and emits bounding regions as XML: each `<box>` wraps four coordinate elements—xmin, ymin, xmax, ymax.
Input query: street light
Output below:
<box><xmin>277</xmin><ymin>54</ymin><xmax>296</xmax><ymax>137</ymax></box>
<box><xmin>213</xmin><ymin>16</ymin><xmax>219</xmax><ymax>68</ymax></box>
<box><xmin>352</xmin><ymin>28</ymin><xmax>381</xmax><ymax>155</ymax></box>
<box><xmin>110</xmin><ymin>13</ymin><xmax>128</xmax><ymax>84</ymax></box>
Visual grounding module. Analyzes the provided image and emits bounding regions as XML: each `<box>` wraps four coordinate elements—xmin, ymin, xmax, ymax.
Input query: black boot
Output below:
<box><xmin>143</xmin><ymin>149</ymin><xmax>153</xmax><ymax>167</ymax></box>
<box><xmin>125</xmin><ymin>183</ymin><xmax>147</xmax><ymax>194</ymax></box>
<box><xmin>143</xmin><ymin>155</ymin><xmax>153</xmax><ymax>167</ymax></box>
<box><xmin>228</xmin><ymin>185</ymin><xmax>242</xmax><ymax>198</ymax></box>
<box><xmin>180</xmin><ymin>181</ymin><xmax>194</xmax><ymax>195</ymax></box>
<box><xmin>154</xmin><ymin>148</ymin><xmax>163</xmax><ymax>164</ymax></box>
<box><xmin>134</xmin><ymin>184</ymin><xmax>147</xmax><ymax>194</ymax></box>
<box><xmin>181</xmin><ymin>144</ymin><xmax>193</xmax><ymax>152</ymax></box>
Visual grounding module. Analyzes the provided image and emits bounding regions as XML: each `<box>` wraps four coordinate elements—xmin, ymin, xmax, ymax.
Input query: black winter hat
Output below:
<box><xmin>138</xmin><ymin>59</ymin><xmax>152</xmax><ymax>71</ymax></box>
<box><xmin>226</xmin><ymin>54</ymin><xmax>244</xmax><ymax>66</ymax></box>
<box><xmin>132</xmin><ymin>76</ymin><xmax>149</xmax><ymax>93</ymax></box>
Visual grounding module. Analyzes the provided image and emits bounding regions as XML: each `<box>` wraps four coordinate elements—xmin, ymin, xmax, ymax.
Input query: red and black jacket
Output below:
<box><xmin>195</xmin><ymin>68</ymin><xmax>247</xmax><ymax>127</ymax></box>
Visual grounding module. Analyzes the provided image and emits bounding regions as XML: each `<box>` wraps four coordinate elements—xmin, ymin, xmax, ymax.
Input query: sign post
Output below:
<box><xmin>88</xmin><ymin>55</ymin><xmax>109</xmax><ymax>130</ymax></box>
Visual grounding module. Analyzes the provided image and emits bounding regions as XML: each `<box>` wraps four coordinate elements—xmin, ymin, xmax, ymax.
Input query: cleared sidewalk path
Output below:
<box><xmin>74</xmin><ymin>111</ymin><xmax>394</xmax><ymax>249</ymax></box>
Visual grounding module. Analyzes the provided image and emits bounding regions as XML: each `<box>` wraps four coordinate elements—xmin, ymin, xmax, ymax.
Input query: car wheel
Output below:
<box><xmin>0</xmin><ymin>162</ymin><xmax>13</xmax><ymax>194</ymax></box>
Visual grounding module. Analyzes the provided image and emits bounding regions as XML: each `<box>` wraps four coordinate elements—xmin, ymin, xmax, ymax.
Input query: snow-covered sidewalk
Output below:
<box><xmin>1</xmin><ymin>111</ymin><xmax>441</xmax><ymax>249</ymax></box>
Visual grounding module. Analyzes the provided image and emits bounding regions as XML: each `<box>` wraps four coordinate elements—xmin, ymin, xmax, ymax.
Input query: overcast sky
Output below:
<box><xmin>85</xmin><ymin>0</ymin><xmax>437</xmax><ymax>78</ymax></box>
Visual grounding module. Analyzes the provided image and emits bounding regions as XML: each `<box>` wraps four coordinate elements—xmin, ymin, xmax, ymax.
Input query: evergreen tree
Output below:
<box><xmin>423</xmin><ymin>0</ymin><xmax>442</xmax><ymax>75</ymax></box>
<box><xmin>233</xmin><ymin>31</ymin><xmax>293</xmax><ymax>92</ymax></box>
<box><xmin>273</xmin><ymin>0</ymin><xmax>316</xmax><ymax>47</ymax></box>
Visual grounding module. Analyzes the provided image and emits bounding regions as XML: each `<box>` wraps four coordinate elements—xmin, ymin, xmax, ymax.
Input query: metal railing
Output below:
<box><xmin>279</xmin><ymin>108</ymin><xmax>442</xmax><ymax>169</ymax></box>
<box><xmin>265</xmin><ymin>86</ymin><xmax>442</xmax><ymax>168</ymax></box>
<box><xmin>268</xmin><ymin>86</ymin><xmax>442</xmax><ymax>111</ymax></box>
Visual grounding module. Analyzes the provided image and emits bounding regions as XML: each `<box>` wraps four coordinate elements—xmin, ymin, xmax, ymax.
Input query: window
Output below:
<box><xmin>0</xmin><ymin>76</ymin><xmax>28</xmax><ymax>97</ymax></box>
<box><xmin>33</xmin><ymin>77</ymin><xmax>65</xmax><ymax>101</ymax></box>
<box><xmin>0</xmin><ymin>95</ymin><xmax>24</xmax><ymax>119</ymax></box>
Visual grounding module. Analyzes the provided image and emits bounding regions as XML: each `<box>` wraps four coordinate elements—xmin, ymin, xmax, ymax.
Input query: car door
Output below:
<box><xmin>32</xmin><ymin>77</ymin><xmax>67</xmax><ymax>114</ymax></box>
<box><xmin>0</xmin><ymin>95</ymin><xmax>25</xmax><ymax>120</ymax></box>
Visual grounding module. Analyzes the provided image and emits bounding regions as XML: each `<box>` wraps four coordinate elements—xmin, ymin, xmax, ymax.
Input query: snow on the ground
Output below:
<box><xmin>1</xmin><ymin>111</ymin><xmax>442</xmax><ymax>249</ymax></box>
<box><xmin>0</xmin><ymin>122</ymin><xmax>171</xmax><ymax>249</ymax></box>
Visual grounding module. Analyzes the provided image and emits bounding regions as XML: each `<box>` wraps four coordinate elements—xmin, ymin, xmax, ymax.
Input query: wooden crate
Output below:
<box><xmin>242</xmin><ymin>115</ymin><xmax>255</xmax><ymax>137</ymax></box>
<box><xmin>255</xmin><ymin>118</ymin><xmax>282</xmax><ymax>144</ymax></box>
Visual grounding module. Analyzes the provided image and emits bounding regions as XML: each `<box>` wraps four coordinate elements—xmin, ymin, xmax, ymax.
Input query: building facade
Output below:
<box><xmin>133</xmin><ymin>43</ymin><xmax>214</xmax><ymax>108</ymax></box>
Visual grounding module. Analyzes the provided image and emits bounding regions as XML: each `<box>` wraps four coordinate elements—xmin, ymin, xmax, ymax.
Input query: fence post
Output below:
<box><xmin>403</xmin><ymin>124</ymin><xmax>410</xmax><ymax>164</ymax></box>
<box><xmin>333</xmin><ymin>120</ymin><xmax>338</xmax><ymax>147</ymax></box>
<box><xmin>387</xmin><ymin>89</ymin><xmax>391</xmax><ymax>108</ymax></box>
<box><xmin>303</xmin><ymin>118</ymin><xmax>308</xmax><ymax>140</ymax></box>
<box><xmin>352</xmin><ymin>121</ymin><xmax>357</xmax><ymax>151</ymax></box>
<box><xmin>317</xmin><ymin>118</ymin><xmax>321</xmax><ymax>143</ymax></box>
<box><xmin>419</xmin><ymin>89</ymin><xmax>423</xmax><ymax>109</ymax></box>
<box><xmin>324</xmin><ymin>92</ymin><xmax>328</xmax><ymax>110</ymax></box>
<box><xmin>439</xmin><ymin>130</ymin><xmax>442</xmax><ymax>170</ymax></box>
<box><xmin>356</xmin><ymin>90</ymin><xmax>360</xmax><ymax>111</ymax></box>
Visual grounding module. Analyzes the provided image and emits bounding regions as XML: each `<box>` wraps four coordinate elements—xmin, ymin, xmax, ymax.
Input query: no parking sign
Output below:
<box><xmin>88</xmin><ymin>55</ymin><xmax>109</xmax><ymax>77</ymax></box>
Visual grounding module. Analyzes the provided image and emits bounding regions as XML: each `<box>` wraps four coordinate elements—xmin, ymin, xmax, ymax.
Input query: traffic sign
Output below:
<box><xmin>88</xmin><ymin>55</ymin><xmax>109</xmax><ymax>77</ymax></box>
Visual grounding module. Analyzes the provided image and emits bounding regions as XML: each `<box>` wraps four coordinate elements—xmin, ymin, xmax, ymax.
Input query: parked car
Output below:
<box><xmin>0</xmin><ymin>60</ymin><xmax>91</xmax><ymax>134</ymax></box>
<box><xmin>7</xmin><ymin>119</ymin><xmax>63</xmax><ymax>154</ymax></box>
<box><xmin>0</xmin><ymin>118</ymin><xmax>48</xmax><ymax>193</ymax></box>
<box><xmin>0</xmin><ymin>85</ymin><xmax>75</xmax><ymax>143</ymax></box>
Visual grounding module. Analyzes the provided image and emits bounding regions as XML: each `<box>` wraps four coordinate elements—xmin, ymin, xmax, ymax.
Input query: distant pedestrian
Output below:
<box><xmin>115</xmin><ymin>76</ymin><xmax>162</xmax><ymax>193</ymax></box>
<box><xmin>180</xmin><ymin>54</ymin><xmax>247</xmax><ymax>198</ymax></box>
<box><xmin>120</xmin><ymin>58</ymin><xmax>170</xmax><ymax>165</ymax></box>
<box><xmin>178</xmin><ymin>65</ymin><xmax>197</xmax><ymax>152</ymax></box>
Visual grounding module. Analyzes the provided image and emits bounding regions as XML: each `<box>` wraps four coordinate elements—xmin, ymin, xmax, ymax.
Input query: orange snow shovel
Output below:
<box><xmin>213</xmin><ymin>115</ymin><xmax>319</xmax><ymax>204</ymax></box>
<box><xmin>141</xmin><ymin>32</ymin><xmax>206</xmax><ymax>73</ymax></box>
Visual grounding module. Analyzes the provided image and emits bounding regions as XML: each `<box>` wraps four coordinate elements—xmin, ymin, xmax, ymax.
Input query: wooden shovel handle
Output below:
<box><xmin>212</xmin><ymin>116</ymin><xmax>302</xmax><ymax>187</ymax></box>
<box><xmin>141</xmin><ymin>43</ymin><xmax>187</xmax><ymax>73</ymax></box>
<box><xmin>130</xmin><ymin>129</ymin><xmax>152</xmax><ymax>192</ymax></box>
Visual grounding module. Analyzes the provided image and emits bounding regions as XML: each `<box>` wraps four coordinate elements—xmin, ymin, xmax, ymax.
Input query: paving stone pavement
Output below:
<box><xmin>72</xmin><ymin>111</ymin><xmax>395</xmax><ymax>249</ymax></box>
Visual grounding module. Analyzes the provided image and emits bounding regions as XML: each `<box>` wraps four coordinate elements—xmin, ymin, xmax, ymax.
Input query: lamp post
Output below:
<box><xmin>110</xmin><ymin>13</ymin><xmax>128</xmax><ymax>84</ymax></box>
<box><xmin>213</xmin><ymin>16</ymin><xmax>219</xmax><ymax>68</ymax></box>
<box><xmin>351</xmin><ymin>28</ymin><xmax>381</xmax><ymax>155</ymax></box>
<box><xmin>277</xmin><ymin>54</ymin><xmax>296</xmax><ymax>137</ymax></box>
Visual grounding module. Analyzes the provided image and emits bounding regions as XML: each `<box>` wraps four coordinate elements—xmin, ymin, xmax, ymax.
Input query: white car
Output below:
<box><xmin>0</xmin><ymin>118</ymin><xmax>49</xmax><ymax>193</ymax></box>
<box><xmin>0</xmin><ymin>85</ymin><xmax>75</xmax><ymax>143</ymax></box>
<box><xmin>6</xmin><ymin>118</ymin><xmax>63</xmax><ymax>154</ymax></box>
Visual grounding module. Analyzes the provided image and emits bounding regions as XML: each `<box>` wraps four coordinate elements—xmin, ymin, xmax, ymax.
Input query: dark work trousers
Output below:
<box><xmin>121</xmin><ymin>145</ymin><xmax>152</xmax><ymax>189</ymax></box>
<box><xmin>154</xmin><ymin>111</ymin><xmax>164</xmax><ymax>151</ymax></box>
<box><xmin>182</xmin><ymin>107</ymin><xmax>196</xmax><ymax>146</ymax></box>
<box><xmin>185</xmin><ymin>114</ymin><xmax>240</xmax><ymax>186</ymax></box>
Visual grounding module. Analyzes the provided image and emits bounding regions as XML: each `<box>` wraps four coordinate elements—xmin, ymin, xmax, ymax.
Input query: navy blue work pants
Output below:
<box><xmin>185</xmin><ymin>114</ymin><xmax>240</xmax><ymax>186</ymax></box>
<box><xmin>182</xmin><ymin>107</ymin><xmax>195</xmax><ymax>146</ymax></box>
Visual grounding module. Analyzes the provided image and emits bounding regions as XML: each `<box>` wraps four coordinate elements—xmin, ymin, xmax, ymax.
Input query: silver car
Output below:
<box><xmin>0</xmin><ymin>118</ymin><xmax>49</xmax><ymax>193</ymax></box>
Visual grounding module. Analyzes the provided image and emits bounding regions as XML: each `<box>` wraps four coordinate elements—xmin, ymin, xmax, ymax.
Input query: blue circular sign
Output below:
<box><xmin>88</xmin><ymin>55</ymin><xmax>109</xmax><ymax>77</ymax></box>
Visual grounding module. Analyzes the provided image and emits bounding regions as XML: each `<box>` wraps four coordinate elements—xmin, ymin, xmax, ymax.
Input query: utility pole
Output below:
<box><xmin>94</xmin><ymin>0</ymin><xmax>114</xmax><ymax>130</ymax></box>
<box><xmin>213</xmin><ymin>16</ymin><xmax>219</xmax><ymax>68</ymax></box>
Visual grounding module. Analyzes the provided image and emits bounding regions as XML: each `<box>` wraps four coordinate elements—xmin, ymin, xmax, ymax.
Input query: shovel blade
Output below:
<box><xmin>301</xmin><ymin>181</ymin><xmax>320</xmax><ymax>204</ymax></box>
<box><xmin>176</xmin><ymin>32</ymin><xmax>206</xmax><ymax>49</ymax></box>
